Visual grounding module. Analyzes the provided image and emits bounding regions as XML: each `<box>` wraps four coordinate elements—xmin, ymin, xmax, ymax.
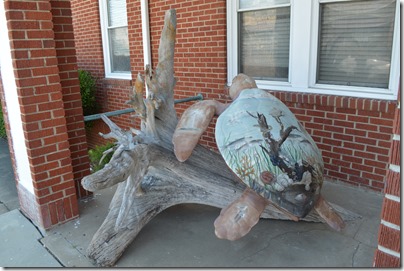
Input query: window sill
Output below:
<box><xmin>227</xmin><ymin>80</ymin><xmax>398</xmax><ymax>101</ymax></box>
<box><xmin>101</xmin><ymin>77</ymin><xmax>132</xmax><ymax>87</ymax></box>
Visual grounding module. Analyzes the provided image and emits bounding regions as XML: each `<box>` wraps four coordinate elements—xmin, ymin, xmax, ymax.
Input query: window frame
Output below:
<box><xmin>99</xmin><ymin>0</ymin><xmax>132</xmax><ymax>80</ymax></box>
<box><xmin>227</xmin><ymin>0</ymin><xmax>400</xmax><ymax>100</ymax></box>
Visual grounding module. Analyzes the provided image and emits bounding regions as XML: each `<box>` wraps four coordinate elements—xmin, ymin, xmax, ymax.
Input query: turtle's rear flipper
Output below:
<box><xmin>314</xmin><ymin>195</ymin><xmax>345</xmax><ymax>231</ymax></box>
<box><xmin>173</xmin><ymin>100</ymin><xmax>228</xmax><ymax>162</ymax></box>
<box><xmin>214</xmin><ymin>188</ymin><xmax>267</xmax><ymax>241</ymax></box>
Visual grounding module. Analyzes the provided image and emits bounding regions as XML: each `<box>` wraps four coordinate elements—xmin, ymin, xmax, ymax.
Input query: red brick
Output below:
<box><xmin>52</xmin><ymin>181</ymin><xmax>74</xmax><ymax>193</ymax></box>
<box><xmin>5</xmin><ymin>1</ymin><xmax>38</xmax><ymax>10</ymax></box>
<box><xmin>366</xmin><ymin>145</ymin><xmax>389</xmax><ymax>156</ymax></box>
<box><xmin>348</xmin><ymin>175</ymin><xmax>370</xmax><ymax>186</ymax></box>
<box><xmin>385</xmin><ymin>170</ymin><xmax>400</xmax><ymax>197</ymax></box>
<box><xmin>392</xmin><ymin>108</ymin><xmax>400</xmax><ymax>135</ymax></box>
<box><xmin>48</xmin><ymin>202</ymin><xmax>59</xmax><ymax>224</ymax></box>
<box><xmin>63</xmin><ymin>197</ymin><xmax>73</xmax><ymax>219</ymax></box>
<box><xmin>381</xmin><ymin>198</ymin><xmax>401</xmax><ymax>226</ymax></box>
<box><xmin>25</xmin><ymin>11</ymin><xmax>53</xmax><ymax>21</ymax></box>
<box><xmin>5</xmin><ymin>10</ymin><xmax>24</xmax><ymax>20</ymax></box>
<box><xmin>362</xmin><ymin>172</ymin><xmax>384</xmax><ymax>182</ymax></box>
<box><xmin>364</xmin><ymin>159</ymin><xmax>387</xmax><ymax>169</ymax></box>
<box><xmin>369</xmin><ymin>117</ymin><xmax>393</xmax><ymax>127</ymax></box>
<box><xmin>389</xmin><ymin>140</ymin><xmax>400</xmax><ymax>166</ymax></box>
<box><xmin>40</xmin><ymin>205</ymin><xmax>52</xmax><ymax>229</ymax></box>
<box><xmin>378</xmin><ymin>224</ymin><xmax>400</xmax><ymax>253</ymax></box>
<box><xmin>373</xmin><ymin>250</ymin><xmax>400</xmax><ymax>267</ymax></box>
<box><xmin>333</xmin><ymin>147</ymin><xmax>353</xmax><ymax>156</ymax></box>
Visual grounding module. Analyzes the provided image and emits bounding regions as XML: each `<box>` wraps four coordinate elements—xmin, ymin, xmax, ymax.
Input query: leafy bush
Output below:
<box><xmin>88</xmin><ymin>142</ymin><xmax>115</xmax><ymax>172</ymax></box>
<box><xmin>0</xmin><ymin>103</ymin><xmax>6</xmax><ymax>138</ymax></box>
<box><xmin>78</xmin><ymin>69</ymin><xmax>98</xmax><ymax>116</ymax></box>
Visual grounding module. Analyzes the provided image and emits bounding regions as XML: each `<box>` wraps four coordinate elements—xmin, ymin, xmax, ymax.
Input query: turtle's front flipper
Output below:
<box><xmin>173</xmin><ymin>100</ymin><xmax>228</xmax><ymax>162</ymax></box>
<box><xmin>214</xmin><ymin>188</ymin><xmax>267</xmax><ymax>241</ymax></box>
<box><xmin>314</xmin><ymin>195</ymin><xmax>345</xmax><ymax>231</ymax></box>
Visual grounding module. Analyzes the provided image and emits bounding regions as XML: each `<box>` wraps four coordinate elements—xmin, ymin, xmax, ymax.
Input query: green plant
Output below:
<box><xmin>0</xmin><ymin>103</ymin><xmax>6</xmax><ymax>138</ymax></box>
<box><xmin>78</xmin><ymin>69</ymin><xmax>98</xmax><ymax>115</ymax></box>
<box><xmin>88</xmin><ymin>142</ymin><xmax>115</xmax><ymax>172</ymax></box>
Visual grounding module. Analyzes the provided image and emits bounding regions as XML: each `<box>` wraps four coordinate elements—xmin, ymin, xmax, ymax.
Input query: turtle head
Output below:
<box><xmin>274</xmin><ymin>183</ymin><xmax>321</xmax><ymax>218</ymax></box>
<box><xmin>229</xmin><ymin>73</ymin><xmax>257</xmax><ymax>100</ymax></box>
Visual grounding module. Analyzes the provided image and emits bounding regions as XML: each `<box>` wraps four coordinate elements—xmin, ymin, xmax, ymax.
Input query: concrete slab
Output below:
<box><xmin>41</xmin><ymin>180</ymin><xmax>382</xmax><ymax>268</ymax></box>
<box><xmin>0</xmin><ymin>138</ymin><xmax>19</xmax><ymax>212</ymax></box>
<box><xmin>40</xmin><ymin>232</ymin><xmax>94</xmax><ymax>267</ymax></box>
<box><xmin>41</xmin><ymin>187</ymin><xmax>116</xmax><ymax>267</ymax></box>
<box><xmin>0</xmin><ymin>209</ymin><xmax>61</xmax><ymax>267</ymax></box>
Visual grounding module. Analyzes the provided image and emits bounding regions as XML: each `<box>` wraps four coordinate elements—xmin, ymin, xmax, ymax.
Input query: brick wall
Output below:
<box><xmin>71</xmin><ymin>0</ymin><xmax>397</xmax><ymax>192</ymax></box>
<box><xmin>373</xmin><ymin>89</ymin><xmax>400</xmax><ymax>267</ymax></box>
<box><xmin>71</xmin><ymin>0</ymin><xmax>137</xmax><ymax>149</ymax></box>
<box><xmin>2</xmin><ymin>0</ymin><xmax>82</xmax><ymax>229</ymax></box>
<box><xmin>270</xmin><ymin>92</ymin><xmax>396</xmax><ymax>192</ymax></box>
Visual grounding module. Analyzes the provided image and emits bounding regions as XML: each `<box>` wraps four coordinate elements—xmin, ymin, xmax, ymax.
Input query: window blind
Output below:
<box><xmin>239</xmin><ymin>6</ymin><xmax>290</xmax><ymax>81</ymax></box>
<box><xmin>317</xmin><ymin>0</ymin><xmax>396</xmax><ymax>89</ymax></box>
<box><xmin>105</xmin><ymin>0</ymin><xmax>130</xmax><ymax>73</ymax></box>
<box><xmin>107</xmin><ymin>0</ymin><xmax>128</xmax><ymax>27</ymax></box>
<box><xmin>239</xmin><ymin>0</ymin><xmax>290</xmax><ymax>10</ymax></box>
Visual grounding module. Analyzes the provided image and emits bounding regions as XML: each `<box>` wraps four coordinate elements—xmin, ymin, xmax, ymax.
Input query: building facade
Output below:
<box><xmin>70</xmin><ymin>2</ymin><xmax>400</xmax><ymax>265</ymax></box>
<box><xmin>0</xmin><ymin>0</ymin><xmax>400</xmax><ymax>267</ymax></box>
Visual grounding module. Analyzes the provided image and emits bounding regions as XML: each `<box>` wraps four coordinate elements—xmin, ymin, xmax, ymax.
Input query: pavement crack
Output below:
<box><xmin>353</xmin><ymin>219</ymin><xmax>365</xmax><ymax>241</ymax></box>
<box><xmin>351</xmin><ymin>243</ymin><xmax>360</xmax><ymax>267</ymax></box>
<box><xmin>0</xmin><ymin>200</ymin><xmax>11</xmax><ymax>212</ymax></box>
<box><xmin>38</xmin><ymin>238</ymin><xmax>65</xmax><ymax>267</ymax></box>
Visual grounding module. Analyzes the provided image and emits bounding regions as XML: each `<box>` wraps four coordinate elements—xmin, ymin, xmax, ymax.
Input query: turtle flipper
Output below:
<box><xmin>214</xmin><ymin>188</ymin><xmax>267</xmax><ymax>241</ymax></box>
<box><xmin>314</xmin><ymin>195</ymin><xmax>345</xmax><ymax>231</ymax></box>
<box><xmin>173</xmin><ymin>100</ymin><xmax>228</xmax><ymax>162</ymax></box>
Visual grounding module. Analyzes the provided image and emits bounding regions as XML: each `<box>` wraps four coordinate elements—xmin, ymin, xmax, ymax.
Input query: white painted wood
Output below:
<box><xmin>0</xmin><ymin>2</ymin><xmax>34</xmax><ymax>194</ymax></box>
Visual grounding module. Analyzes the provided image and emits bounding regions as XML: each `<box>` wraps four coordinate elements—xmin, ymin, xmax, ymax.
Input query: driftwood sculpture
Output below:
<box><xmin>82</xmin><ymin>9</ymin><xmax>357</xmax><ymax>267</ymax></box>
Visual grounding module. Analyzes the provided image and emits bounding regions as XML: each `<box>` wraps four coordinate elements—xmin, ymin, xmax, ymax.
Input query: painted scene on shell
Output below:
<box><xmin>215</xmin><ymin>88</ymin><xmax>324</xmax><ymax>200</ymax></box>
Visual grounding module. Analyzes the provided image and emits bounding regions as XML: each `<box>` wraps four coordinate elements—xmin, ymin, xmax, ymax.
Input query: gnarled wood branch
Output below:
<box><xmin>81</xmin><ymin>9</ymin><xmax>359</xmax><ymax>267</ymax></box>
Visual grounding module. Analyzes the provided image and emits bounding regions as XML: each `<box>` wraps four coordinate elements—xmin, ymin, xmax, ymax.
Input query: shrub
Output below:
<box><xmin>78</xmin><ymin>69</ymin><xmax>98</xmax><ymax>115</ymax></box>
<box><xmin>0</xmin><ymin>103</ymin><xmax>6</xmax><ymax>138</ymax></box>
<box><xmin>88</xmin><ymin>142</ymin><xmax>116</xmax><ymax>172</ymax></box>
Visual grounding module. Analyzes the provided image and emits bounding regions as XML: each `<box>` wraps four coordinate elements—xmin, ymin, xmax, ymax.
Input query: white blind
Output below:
<box><xmin>239</xmin><ymin>6</ymin><xmax>290</xmax><ymax>81</ymax></box>
<box><xmin>239</xmin><ymin>0</ymin><xmax>290</xmax><ymax>10</ymax></box>
<box><xmin>317</xmin><ymin>0</ymin><xmax>396</xmax><ymax>89</ymax></box>
<box><xmin>107</xmin><ymin>0</ymin><xmax>128</xmax><ymax>27</ymax></box>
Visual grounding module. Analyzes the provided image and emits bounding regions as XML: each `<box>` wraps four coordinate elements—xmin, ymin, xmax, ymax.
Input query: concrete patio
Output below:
<box><xmin>0</xmin><ymin>138</ymin><xmax>383</xmax><ymax>267</ymax></box>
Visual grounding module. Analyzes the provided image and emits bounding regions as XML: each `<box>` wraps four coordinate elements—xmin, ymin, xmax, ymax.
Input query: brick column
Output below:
<box><xmin>50</xmin><ymin>0</ymin><xmax>91</xmax><ymax>198</ymax></box>
<box><xmin>373</xmin><ymin>89</ymin><xmax>401</xmax><ymax>267</ymax></box>
<box><xmin>0</xmin><ymin>0</ymin><xmax>86</xmax><ymax>229</ymax></box>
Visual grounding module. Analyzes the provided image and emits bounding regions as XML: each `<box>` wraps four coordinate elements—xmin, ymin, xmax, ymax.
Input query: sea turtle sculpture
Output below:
<box><xmin>173</xmin><ymin>74</ymin><xmax>345</xmax><ymax>240</ymax></box>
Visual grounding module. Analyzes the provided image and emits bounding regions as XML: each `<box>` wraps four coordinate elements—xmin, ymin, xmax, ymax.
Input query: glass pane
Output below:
<box><xmin>239</xmin><ymin>0</ymin><xmax>290</xmax><ymax>10</ymax></box>
<box><xmin>108</xmin><ymin>0</ymin><xmax>127</xmax><ymax>27</ymax></box>
<box><xmin>317</xmin><ymin>0</ymin><xmax>396</xmax><ymax>88</ymax></box>
<box><xmin>239</xmin><ymin>7</ymin><xmax>290</xmax><ymax>81</ymax></box>
<box><xmin>108</xmin><ymin>27</ymin><xmax>130</xmax><ymax>72</ymax></box>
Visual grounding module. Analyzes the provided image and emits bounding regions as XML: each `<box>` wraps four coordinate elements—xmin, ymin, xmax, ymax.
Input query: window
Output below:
<box><xmin>99</xmin><ymin>0</ymin><xmax>131</xmax><ymax>79</ymax></box>
<box><xmin>238</xmin><ymin>1</ymin><xmax>291</xmax><ymax>81</ymax></box>
<box><xmin>227</xmin><ymin>0</ymin><xmax>400</xmax><ymax>100</ymax></box>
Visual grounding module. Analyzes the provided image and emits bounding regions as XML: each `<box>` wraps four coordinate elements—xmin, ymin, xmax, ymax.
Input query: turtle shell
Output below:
<box><xmin>215</xmin><ymin>88</ymin><xmax>324</xmax><ymax>218</ymax></box>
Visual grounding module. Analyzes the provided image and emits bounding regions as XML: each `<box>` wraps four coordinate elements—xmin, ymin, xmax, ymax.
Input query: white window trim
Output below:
<box><xmin>227</xmin><ymin>0</ymin><xmax>400</xmax><ymax>100</ymax></box>
<box><xmin>99</xmin><ymin>0</ymin><xmax>132</xmax><ymax>80</ymax></box>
